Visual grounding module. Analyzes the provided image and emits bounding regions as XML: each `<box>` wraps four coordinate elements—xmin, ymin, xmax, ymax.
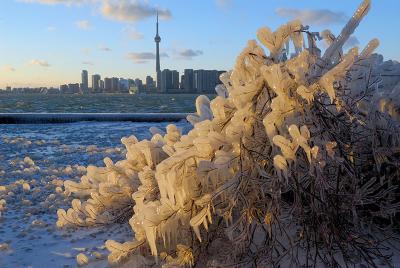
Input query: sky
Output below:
<box><xmin>0</xmin><ymin>0</ymin><xmax>399</xmax><ymax>88</ymax></box>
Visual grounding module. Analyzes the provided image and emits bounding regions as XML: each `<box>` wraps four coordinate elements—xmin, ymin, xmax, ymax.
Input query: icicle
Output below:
<box><xmin>322</xmin><ymin>0</ymin><xmax>370</xmax><ymax>63</ymax></box>
<box><xmin>359</xmin><ymin>38</ymin><xmax>379</xmax><ymax>60</ymax></box>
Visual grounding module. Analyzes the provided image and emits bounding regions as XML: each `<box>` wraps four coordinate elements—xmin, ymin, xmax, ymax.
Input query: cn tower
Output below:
<box><xmin>155</xmin><ymin>12</ymin><xmax>161</xmax><ymax>91</ymax></box>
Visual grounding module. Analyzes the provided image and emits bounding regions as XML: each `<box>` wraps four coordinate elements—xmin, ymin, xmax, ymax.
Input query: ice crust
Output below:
<box><xmin>0</xmin><ymin>121</ymin><xmax>190</xmax><ymax>267</ymax></box>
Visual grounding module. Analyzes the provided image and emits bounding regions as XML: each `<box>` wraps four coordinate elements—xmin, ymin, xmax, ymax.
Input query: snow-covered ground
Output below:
<box><xmin>0</xmin><ymin>121</ymin><xmax>190</xmax><ymax>268</ymax></box>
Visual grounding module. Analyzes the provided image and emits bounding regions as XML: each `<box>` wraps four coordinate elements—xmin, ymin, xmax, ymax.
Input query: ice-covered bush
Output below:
<box><xmin>57</xmin><ymin>0</ymin><xmax>400</xmax><ymax>266</ymax></box>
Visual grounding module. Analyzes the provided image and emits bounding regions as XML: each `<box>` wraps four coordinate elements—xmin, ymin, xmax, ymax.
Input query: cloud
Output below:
<box><xmin>126</xmin><ymin>52</ymin><xmax>168</xmax><ymax>63</ymax></box>
<box><xmin>46</xmin><ymin>26</ymin><xmax>56</xmax><ymax>31</ymax></box>
<box><xmin>18</xmin><ymin>0</ymin><xmax>171</xmax><ymax>23</ymax></box>
<box><xmin>76</xmin><ymin>20</ymin><xmax>92</xmax><ymax>30</ymax></box>
<box><xmin>101</xmin><ymin>0</ymin><xmax>172</xmax><ymax>22</ymax></box>
<box><xmin>29</xmin><ymin>60</ymin><xmax>50</xmax><ymax>67</ymax></box>
<box><xmin>99</xmin><ymin>45</ymin><xmax>112</xmax><ymax>52</ymax></box>
<box><xmin>17</xmin><ymin>0</ymin><xmax>90</xmax><ymax>5</ymax></box>
<box><xmin>2</xmin><ymin>65</ymin><xmax>16</xmax><ymax>72</ymax></box>
<box><xmin>275</xmin><ymin>8</ymin><xmax>348</xmax><ymax>26</ymax></box>
<box><xmin>123</xmin><ymin>26</ymin><xmax>144</xmax><ymax>40</ymax></box>
<box><xmin>320</xmin><ymin>33</ymin><xmax>360</xmax><ymax>50</ymax></box>
<box><xmin>216</xmin><ymin>0</ymin><xmax>233</xmax><ymax>9</ymax></box>
<box><xmin>82</xmin><ymin>61</ymin><xmax>94</xmax><ymax>65</ymax></box>
<box><xmin>175</xmin><ymin>49</ymin><xmax>203</xmax><ymax>60</ymax></box>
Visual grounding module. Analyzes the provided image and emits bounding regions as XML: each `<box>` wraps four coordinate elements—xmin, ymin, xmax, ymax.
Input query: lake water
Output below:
<box><xmin>0</xmin><ymin>93</ymin><xmax>215</xmax><ymax>113</ymax></box>
<box><xmin>0</xmin><ymin>93</ymin><xmax>200</xmax><ymax>266</ymax></box>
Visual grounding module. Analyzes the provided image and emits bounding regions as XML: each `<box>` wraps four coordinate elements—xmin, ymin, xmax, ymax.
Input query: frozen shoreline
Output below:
<box><xmin>0</xmin><ymin>121</ymin><xmax>191</xmax><ymax>267</ymax></box>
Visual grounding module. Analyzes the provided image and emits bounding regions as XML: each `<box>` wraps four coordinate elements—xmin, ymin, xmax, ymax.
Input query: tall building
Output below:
<box><xmin>184</xmin><ymin>69</ymin><xmax>194</xmax><ymax>91</ymax></box>
<box><xmin>146</xmin><ymin>76</ymin><xmax>154</xmax><ymax>92</ymax></box>
<box><xmin>135</xmin><ymin>79</ymin><xmax>144</xmax><ymax>92</ymax></box>
<box><xmin>193</xmin><ymin>69</ymin><xmax>222</xmax><ymax>93</ymax></box>
<box><xmin>194</xmin><ymin>70</ymin><xmax>204</xmax><ymax>92</ymax></box>
<box><xmin>111</xmin><ymin>77</ymin><xmax>119</xmax><ymax>92</ymax></box>
<box><xmin>160</xmin><ymin>69</ymin><xmax>179</xmax><ymax>92</ymax></box>
<box><xmin>119</xmin><ymin>78</ymin><xmax>129</xmax><ymax>93</ymax></box>
<box><xmin>79</xmin><ymin>83</ymin><xmax>84</xmax><ymax>93</ymax></box>
<box><xmin>81</xmin><ymin>70</ymin><xmax>88</xmax><ymax>93</ymax></box>
<box><xmin>68</xmin><ymin>83</ymin><xmax>80</xmax><ymax>94</ymax></box>
<box><xmin>209</xmin><ymin>70</ymin><xmax>221</xmax><ymax>92</ymax></box>
<box><xmin>92</xmin><ymin>74</ymin><xmax>101</xmax><ymax>92</ymax></box>
<box><xmin>180</xmin><ymin>74</ymin><xmax>185</xmax><ymax>89</ymax></box>
<box><xmin>104</xmin><ymin>78</ymin><xmax>112</xmax><ymax>92</ymax></box>
<box><xmin>60</xmin><ymin>84</ymin><xmax>68</xmax><ymax>94</ymax></box>
<box><xmin>161</xmin><ymin>69</ymin><xmax>172</xmax><ymax>92</ymax></box>
<box><xmin>172</xmin><ymin>70</ymin><xmax>179</xmax><ymax>90</ymax></box>
<box><xmin>100</xmin><ymin>80</ymin><xmax>105</xmax><ymax>91</ymax></box>
<box><xmin>154</xmin><ymin>12</ymin><xmax>161</xmax><ymax>91</ymax></box>
<box><xmin>128</xmin><ymin>79</ymin><xmax>135</xmax><ymax>88</ymax></box>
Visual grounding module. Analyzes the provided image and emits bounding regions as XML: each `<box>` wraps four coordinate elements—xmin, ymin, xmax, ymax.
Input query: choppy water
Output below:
<box><xmin>0</xmin><ymin>93</ymin><xmax>214</xmax><ymax>113</ymax></box>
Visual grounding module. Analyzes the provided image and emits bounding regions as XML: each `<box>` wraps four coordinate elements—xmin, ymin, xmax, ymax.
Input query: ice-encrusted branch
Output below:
<box><xmin>57</xmin><ymin>1</ymin><xmax>400</xmax><ymax>266</ymax></box>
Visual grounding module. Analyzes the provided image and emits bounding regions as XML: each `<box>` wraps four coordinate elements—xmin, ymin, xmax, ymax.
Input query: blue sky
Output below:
<box><xmin>0</xmin><ymin>0</ymin><xmax>399</xmax><ymax>88</ymax></box>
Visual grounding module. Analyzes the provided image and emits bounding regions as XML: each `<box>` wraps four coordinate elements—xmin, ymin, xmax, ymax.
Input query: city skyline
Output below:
<box><xmin>1</xmin><ymin>0</ymin><xmax>400</xmax><ymax>88</ymax></box>
<box><xmin>2</xmin><ymin>67</ymin><xmax>226</xmax><ymax>94</ymax></box>
<box><xmin>2</xmin><ymin>17</ymin><xmax>225</xmax><ymax>94</ymax></box>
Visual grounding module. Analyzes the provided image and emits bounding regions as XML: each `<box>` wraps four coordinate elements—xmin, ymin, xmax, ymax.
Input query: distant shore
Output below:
<box><xmin>0</xmin><ymin>91</ymin><xmax>217</xmax><ymax>95</ymax></box>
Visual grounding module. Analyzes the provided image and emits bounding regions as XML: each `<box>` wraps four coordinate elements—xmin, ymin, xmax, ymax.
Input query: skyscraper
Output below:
<box><xmin>180</xmin><ymin>74</ymin><xmax>185</xmax><ymax>89</ymax></box>
<box><xmin>172</xmin><ymin>70</ymin><xmax>179</xmax><ymax>90</ymax></box>
<box><xmin>192</xmin><ymin>69</ymin><xmax>222</xmax><ymax>93</ymax></box>
<box><xmin>100</xmin><ymin>80</ymin><xmax>104</xmax><ymax>91</ymax></box>
<box><xmin>104</xmin><ymin>78</ymin><xmax>112</xmax><ymax>92</ymax></box>
<box><xmin>159</xmin><ymin>69</ymin><xmax>180</xmax><ymax>92</ymax></box>
<box><xmin>184</xmin><ymin>69</ymin><xmax>194</xmax><ymax>91</ymax></box>
<box><xmin>119</xmin><ymin>78</ymin><xmax>129</xmax><ymax>93</ymax></box>
<box><xmin>194</xmin><ymin>70</ymin><xmax>205</xmax><ymax>92</ymax></box>
<box><xmin>146</xmin><ymin>76</ymin><xmax>154</xmax><ymax>92</ymax></box>
<box><xmin>92</xmin><ymin>74</ymin><xmax>101</xmax><ymax>92</ymax></box>
<box><xmin>68</xmin><ymin>83</ymin><xmax>80</xmax><ymax>94</ymax></box>
<box><xmin>81</xmin><ymin>70</ymin><xmax>88</xmax><ymax>93</ymax></box>
<box><xmin>161</xmin><ymin>69</ymin><xmax>172</xmax><ymax>92</ymax></box>
<box><xmin>111</xmin><ymin>77</ymin><xmax>119</xmax><ymax>92</ymax></box>
<box><xmin>154</xmin><ymin>12</ymin><xmax>161</xmax><ymax>91</ymax></box>
<box><xmin>135</xmin><ymin>79</ymin><xmax>144</xmax><ymax>92</ymax></box>
<box><xmin>60</xmin><ymin>84</ymin><xmax>68</xmax><ymax>94</ymax></box>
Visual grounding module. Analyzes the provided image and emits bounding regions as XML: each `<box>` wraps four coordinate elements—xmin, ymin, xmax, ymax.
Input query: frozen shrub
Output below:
<box><xmin>58</xmin><ymin>0</ymin><xmax>400</xmax><ymax>266</ymax></box>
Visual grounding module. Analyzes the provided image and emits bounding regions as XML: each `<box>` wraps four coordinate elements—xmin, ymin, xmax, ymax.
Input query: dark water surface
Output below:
<box><xmin>0</xmin><ymin>93</ymin><xmax>215</xmax><ymax>113</ymax></box>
